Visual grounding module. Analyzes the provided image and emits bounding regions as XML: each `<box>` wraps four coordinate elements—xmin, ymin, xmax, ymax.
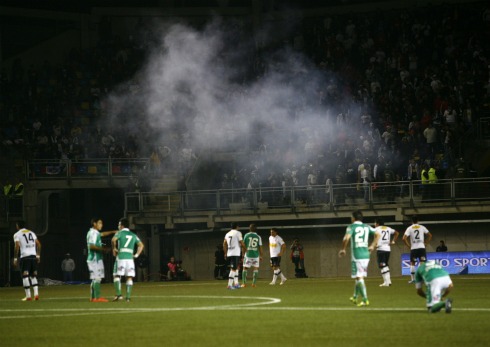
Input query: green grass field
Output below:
<box><xmin>1</xmin><ymin>276</ymin><xmax>489</xmax><ymax>347</ymax></box>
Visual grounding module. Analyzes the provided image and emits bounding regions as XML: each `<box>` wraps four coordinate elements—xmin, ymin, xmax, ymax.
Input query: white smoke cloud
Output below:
<box><xmin>105</xmin><ymin>19</ymin><xmax>365</xmax><ymax>177</ymax></box>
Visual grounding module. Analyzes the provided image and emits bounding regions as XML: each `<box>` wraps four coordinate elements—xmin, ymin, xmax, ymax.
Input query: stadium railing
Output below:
<box><xmin>124</xmin><ymin>177</ymin><xmax>490</xmax><ymax>214</ymax></box>
<box><xmin>26</xmin><ymin>158</ymin><xmax>149</xmax><ymax>179</ymax></box>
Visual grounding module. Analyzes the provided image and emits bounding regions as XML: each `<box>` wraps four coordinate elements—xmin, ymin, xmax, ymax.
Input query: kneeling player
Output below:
<box><xmin>414</xmin><ymin>260</ymin><xmax>453</xmax><ymax>313</ymax></box>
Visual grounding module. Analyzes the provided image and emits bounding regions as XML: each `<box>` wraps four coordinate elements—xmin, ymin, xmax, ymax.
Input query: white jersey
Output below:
<box><xmin>269</xmin><ymin>235</ymin><xmax>285</xmax><ymax>257</ymax></box>
<box><xmin>404</xmin><ymin>223</ymin><xmax>429</xmax><ymax>250</ymax></box>
<box><xmin>375</xmin><ymin>226</ymin><xmax>396</xmax><ymax>251</ymax></box>
<box><xmin>224</xmin><ymin>229</ymin><xmax>243</xmax><ymax>257</ymax></box>
<box><xmin>13</xmin><ymin>228</ymin><xmax>38</xmax><ymax>258</ymax></box>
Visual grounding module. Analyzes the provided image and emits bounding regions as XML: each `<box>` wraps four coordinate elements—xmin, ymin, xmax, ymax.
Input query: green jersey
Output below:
<box><xmin>415</xmin><ymin>260</ymin><xmax>449</xmax><ymax>284</ymax></box>
<box><xmin>345</xmin><ymin>221</ymin><xmax>376</xmax><ymax>260</ymax></box>
<box><xmin>86</xmin><ymin>228</ymin><xmax>103</xmax><ymax>261</ymax></box>
<box><xmin>113</xmin><ymin>228</ymin><xmax>141</xmax><ymax>260</ymax></box>
<box><xmin>243</xmin><ymin>232</ymin><xmax>262</xmax><ymax>258</ymax></box>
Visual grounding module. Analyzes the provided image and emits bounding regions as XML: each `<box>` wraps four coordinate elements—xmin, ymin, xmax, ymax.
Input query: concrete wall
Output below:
<box><xmin>169</xmin><ymin>222</ymin><xmax>490</xmax><ymax>280</ymax></box>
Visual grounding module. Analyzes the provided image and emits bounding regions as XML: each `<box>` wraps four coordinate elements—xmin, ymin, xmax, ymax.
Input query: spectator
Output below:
<box><xmin>61</xmin><ymin>253</ymin><xmax>76</xmax><ymax>282</ymax></box>
<box><xmin>167</xmin><ymin>256</ymin><xmax>178</xmax><ymax>281</ymax></box>
<box><xmin>290</xmin><ymin>238</ymin><xmax>307</xmax><ymax>278</ymax></box>
<box><xmin>214</xmin><ymin>244</ymin><xmax>227</xmax><ymax>280</ymax></box>
<box><xmin>436</xmin><ymin>240</ymin><xmax>448</xmax><ymax>252</ymax></box>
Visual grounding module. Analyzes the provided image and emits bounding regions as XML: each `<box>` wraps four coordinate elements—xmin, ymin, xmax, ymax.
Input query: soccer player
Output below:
<box><xmin>403</xmin><ymin>215</ymin><xmax>432</xmax><ymax>283</ymax></box>
<box><xmin>86</xmin><ymin>217</ymin><xmax>116</xmax><ymax>302</ymax></box>
<box><xmin>269</xmin><ymin>228</ymin><xmax>287</xmax><ymax>285</ymax></box>
<box><xmin>241</xmin><ymin>223</ymin><xmax>263</xmax><ymax>287</ymax></box>
<box><xmin>339</xmin><ymin>210</ymin><xmax>379</xmax><ymax>306</ymax></box>
<box><xmin>111</xmin><ymin>217</ymin><xmax>144</xmax><ymax>302</ymax></box>
<box><xmin>13</xmin><ymin>221</ymin><xmax>41</xmax><ymax>301</ymax></box>
<box><xmin>374</xmin><ymin>218</ymin><xmax>399</xmax><ymax>286</ymax></box>
<box><xmin>223</xmin><ymin>222</ymin><xmax>245</xmax><ymax>289</ymax></box>
<box><xmin>414</xmin><ymin>260</ymin><xmax>453</xmax><ymax>313</ymax></box>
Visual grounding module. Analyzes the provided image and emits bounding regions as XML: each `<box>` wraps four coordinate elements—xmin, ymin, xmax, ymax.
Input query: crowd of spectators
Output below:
<box><xmin>0</xmin><ymin>2</ymin><xmax>489</xmax><ymax>200</ymax></box>
<box><xmin>214</xmin><ymin>2</ymin><xmax>490</xmax><ymax>205</ymax></box>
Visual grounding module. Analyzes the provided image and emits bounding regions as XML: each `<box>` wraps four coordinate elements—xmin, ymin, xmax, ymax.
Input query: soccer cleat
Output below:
<box><xmin>126</xmin><ymin>298</ymin><xmax>131</xmax><ymax>302</ymax></box>
<box><xmin>445</xmin><ymin>298</ymin><xmax>453</xmax><ymax>313</ymax></box>
<box><xmin>240</xmin><ymin>284</ymin><xmax>247</xmax><ymax>288</ymax></box>
<box><xmin>357</xmin><ymin>300</ymin><xmax>370</xmax><ymax>307</ymax></box>
<box><xmin>234</xmin><ymin>284</ymin><xmax>241</xmax><ymax>289</ymax></box>
<box><xmin>251</xmin><ymin>284</ymin><xmax>256</xmax><ymax>288</ymax></box>
<box><xmin>349</xmin><ymin>297</ymin><xmax>357</xmax><ymax>305</ymax></box>
<box><xmin>22</xmin><ymin>297</ymin><xmax>32</xmax><ymax>302</ymax></box>
<box><xmin>280</xmin><ymin>278</ymin><xmax>287</xmax><ymax>285</ymax></box>
<box><xmin>92</xmin><ymin>297</ymin><xmax>109</xmax><ymax>302</ymax></box>
<box><xmin>408</xmin><ymin>280</ymin><xmax>415</xmax><ymax>284</ymax></box>
<box><xmin>227</xmin><ymin>286</ymin><xmax>236</xmax><ymax>290</ymax></box>
<box><xmin>379</xmin><ymin>283</ymin><xmax>390</xmax><ymax>287</ymax></box>
<box><xmin>34</xmin><ymin>295</ymin><xmax>39</xmax><ymax>301</ymax></box>
<box><xmin>112</xmin><ymin>295</ymin><xmax>123</xmax><ymax>302</ymax></box>
<box><xmin>269</xmin><ymin>282</ymin><xmax>276</xmax><ymax>285</ymax></box>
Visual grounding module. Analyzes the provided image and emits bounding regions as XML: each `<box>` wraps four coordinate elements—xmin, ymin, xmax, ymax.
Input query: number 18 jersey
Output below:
<box><xmin>345</xmin><ymin>221</ymin><xmax>376</xmax><ymax>260</ymax></box>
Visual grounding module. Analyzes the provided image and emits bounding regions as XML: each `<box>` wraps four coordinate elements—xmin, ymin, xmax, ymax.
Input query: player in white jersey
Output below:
<box><xmin>223</xmin><ymin>222</ymin><xmax>245</xmax><ymax>289</ymax></box>
<box><xmin>269</xmin><ymin>228</ymin><xmax>287</xmax><ymax>285</ymax></box>
<box><xmin>13</xmin><ymin>220</ymin><xmax>42</xmax><ymax>301</ymax></box>
<box><xmin>403</xmin><ymin>215</ymin><xmax>432</xmax><ymax>283</ymax></box>
<box><xmin>374</xmin><ymin>218</ymin><xmax>399</xmax><ymax>287</ymax></box>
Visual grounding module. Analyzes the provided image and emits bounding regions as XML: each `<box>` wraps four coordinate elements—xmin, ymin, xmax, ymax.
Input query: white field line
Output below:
<box><xmin>1</xmin><ymin>293</ymin><xmax>488</xmax><ymax>319</ymax></box>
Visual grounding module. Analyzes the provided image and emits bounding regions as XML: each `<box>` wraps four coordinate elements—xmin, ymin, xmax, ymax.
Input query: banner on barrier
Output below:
<box><xmin>401</xmin><ymin>251</ymin><xmax>490</xmax><ymax>275</ymax></box>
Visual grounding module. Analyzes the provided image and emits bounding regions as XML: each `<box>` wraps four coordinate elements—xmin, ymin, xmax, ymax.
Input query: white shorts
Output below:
<box><xmin>425</xmin><ymin>276</ymin><xmax>453</xmax><ymax>307</ymax></box>
<box><xmin>351</xmin><ymin>259</ymin><xmax>369</xmax><ymax>278</ymax></box>
<box><xmin>87</xmin><ymin>259</ymin><xmax>105</xmax><ymax>280</ymax></box>
<box><xmin>243</xmin><ymin>256</ymin><xmax>260</xmax><ymax>268</ymax></box>
<box><xmin>115</xmin><ymin>259</ymin><xmax>136</xmax><ymax>277</ymax></box>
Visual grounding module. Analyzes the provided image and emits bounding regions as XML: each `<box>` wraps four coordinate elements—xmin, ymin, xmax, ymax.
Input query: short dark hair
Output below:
<box><xmin>270</xmin><ymin>227</ymin><xmax>278</xmax><ymax>233</ymax></box>
<box><xmin>411</xmin><ymin>215</ymin><xmax>419</xmax><ymax>223</ymax></box>
<box><xmin>230</xmin><ymin>222</ymin><xmax>239</xmax><ymax>229</ymax></box>
<box><xmin>249</xmin><ymin>223</ymin><xmax>256</xmax><ymax>232</ymax></box>
<box><xmin>352</xmin><ymin>210</ymin><xmax>363</xmax><ymax>222</ymax></box>
<box><xmin>91</xmin><ymin>217</ymin><xmax>101</xmax><ymax>226</ymax></box>
<box><xmin>375</xmin><ymin>218</ymin><xmax>384</xmax><ymax>226</ymax></box>
<box><xmin>119</xmin><ymin>217</ymin><xmax>129</xmax><ymax>228</ymax></box>
<box><xmin>16</xmin><ymin>220</ymin><xmax>26</xmax><ymax>229</ymax></box>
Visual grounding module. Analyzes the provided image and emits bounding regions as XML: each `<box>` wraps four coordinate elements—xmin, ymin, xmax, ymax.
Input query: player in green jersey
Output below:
<box><xmin>414</xmin><ymin>260</ymin><xmax>453</xmax><ymax>313</ymax></box>
<box><xmin>111</xmin><ymin>217</ymin><xmax>144</xmax><ymax>302</ymax></box>
<box><xmin>86</xmin><ymin>217</ymin><xmax>117</xmax><ymax>302</ymax></box>
<box><xmin>339</xmin><ymin>210</ymin><xmax>380</xmax><ymax>307</ymax></box>
<box><xmin>241</xmin><ymin>224</ymin><xmax>263</xmax><ymax>287</ymax></box>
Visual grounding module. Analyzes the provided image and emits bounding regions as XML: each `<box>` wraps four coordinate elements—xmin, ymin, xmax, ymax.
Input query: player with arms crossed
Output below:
<box><xmin>86</xmin><ymin>217</ymin><xmax>116</xmax><ymax>302</ymax></box>
<box><xmin>403</xmin><ymin>215</ymin><xmax>432</xmax><ymax>283</ymax></box>
<box><xmin>112</xmin><ymin>217</ymin><xmax>144</xmax><ymax>302</ymax></box>
<box><xmin>13</xmin><ymin>221</ymin><xmax>41</xmax><ymax>301</ymax></box>
<box><xmin>339</xmin><ymin>210</ymin><xmax>380</xmax><ymax>306</ymax></box>
<box><xmin>414</xmin><ymin>260</ymin><xmax>453</xmax><ymax>313</ymax></box>
<box><xmin>374</xmin><ymin>218</ymin><xmax>399</xmax><ymax>287</ymax></box>
<box><xmin>241</xmin><ymin>223</ymin><xmax>263</xmax><ymax>287</ymax></box>
<box><xmin>224</xmin><ymin>222</ymin><xmax>245</xmax><ymax>289</ymax></box>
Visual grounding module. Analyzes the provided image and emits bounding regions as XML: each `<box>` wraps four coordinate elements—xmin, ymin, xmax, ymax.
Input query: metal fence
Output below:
<box><xmin>26</xmin><ymin>158</ymin><xmax>149</xmax><ymax>179</ymax></box>
<box><xmin>125</xmin><ymin>177</ymin><xmax>490</xmax><ymax>214</ymax></box>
